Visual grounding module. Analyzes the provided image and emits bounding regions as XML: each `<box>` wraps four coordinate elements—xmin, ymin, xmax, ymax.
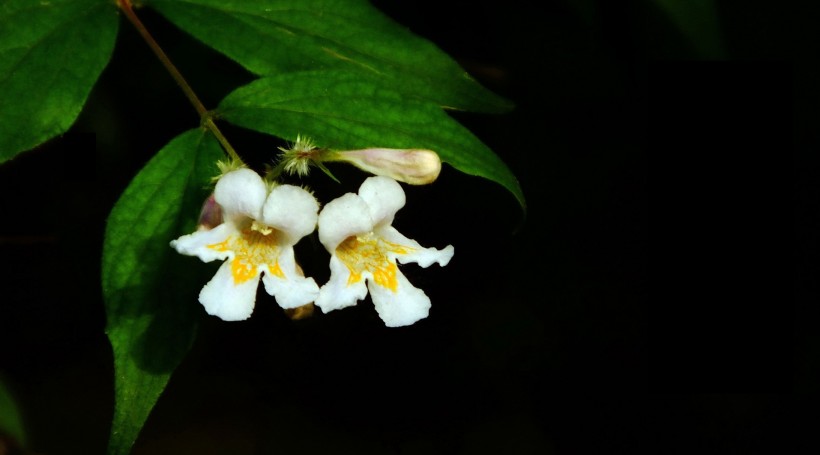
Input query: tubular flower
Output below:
<box><xmin>316</xmin><ymin>176</ymin><xmax>454</xmax><ymax>327</ymax></box>
<box><xmin>330</xmin><ymin>148</ymin><xmax>442</xmax><ymax>185</ymax></box>
<box><xmin>170</xmin><ymin>168</ymin><xmax>320</xmax><ymax>321</ymax></box>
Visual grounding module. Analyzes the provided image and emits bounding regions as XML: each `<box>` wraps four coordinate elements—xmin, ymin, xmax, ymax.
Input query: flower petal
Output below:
<box><xmin>358</xmin><ymin>176</ymin><xmax>406</xmax><ymax>227</ymax></box>
<box><xmin>261</xmin><ymin>184</ymin><xmax>319</xmax><ymax>244</ymax></box>
<box><xmin>261</xmin><ymin>247</ymin><xmax>320</xmax><ymax>309</ymax></box>
<box><xmin>377</xmin><ymin>225</ymin><xmax>454</xmax><ymax>268</ymax></box>
<box><xmin>214</xmin><ymin>168</ymin><xmax>267</xmax><ymax>221</ymax></box>
<box><xmin>170</xmin><ymin>224</ymin><xmax>235</xmax><ymax>263</ymax></box>
<box><xmin>368</xmin><ymin>268</ymin><xmax>431</xmax><ymax>327</ymax></box>
<box><xmin>317</xmin><ymin>192</ymin><xmax>373</xmax><ymax>253</ymax></box>
<box><xmin>316</xmin><ymin>255</ymin><xmax>368</xmax><ymax>313</ymax></box>
<box><xmin>199</xmin><ymin>260</ymin><xmax>260</xmax><ymax>321</ymax></box>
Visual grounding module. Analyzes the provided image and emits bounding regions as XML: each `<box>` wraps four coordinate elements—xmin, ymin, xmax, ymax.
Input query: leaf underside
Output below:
<box><xmin>102</xmin><ymin>129</ymin><xmax>223</xmax><ymax>455</ymax></box>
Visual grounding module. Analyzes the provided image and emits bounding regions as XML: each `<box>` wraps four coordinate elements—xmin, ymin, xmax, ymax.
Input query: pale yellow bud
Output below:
<box><xmin>334</xmin><ymin>148</ymin><xmax>442</xmax><ymax>185</ymax></box>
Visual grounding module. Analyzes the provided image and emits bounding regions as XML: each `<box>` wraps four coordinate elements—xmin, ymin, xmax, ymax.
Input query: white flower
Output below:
<box><xmin>170</xmin><ymin>168</ymin><xmax>320</xmax><ymax>321</ymax></box>
<box><xmin>315</xmin><ymin>176</ymin><xmax>454</xmax><ymax>327</ymax></box>
<box><xmin>330</xmin><ymin>148</ymin><xmax>442</xmax><ymax>185</ymax></box>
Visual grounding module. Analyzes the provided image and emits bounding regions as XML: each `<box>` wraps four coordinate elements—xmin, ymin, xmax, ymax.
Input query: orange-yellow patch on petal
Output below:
<box><xmin>347</xmin><ymin>270</ymin><xmax>363</xmax><ymax>286</ymax></box>
<box><xmin>231</xmin><ymin>258</ymin><xmax>257</xmax><ymax>284</ymax></box>
<box><xmin>336</xmin><ymin>233</ymin><xmax>411</xmax><ymax>293</ymax></box>
<box><xmin>372</xmin><ymin>262</ymin><xmax>399</xmax><ymax>292</ymax></box>
<box><xmin>208</xmin><ymin>225</ymin><xmax>283</xmax><ymax>285</ymax></box>
<box><xmin>209</xmin><ymin>240</ymin><xmax>231</xmax><ymax>252</ymax></box>
<box><xmin>267</xmin><ymin>261</ymin><xmax>285</xmax><ymax>279</ymax></box>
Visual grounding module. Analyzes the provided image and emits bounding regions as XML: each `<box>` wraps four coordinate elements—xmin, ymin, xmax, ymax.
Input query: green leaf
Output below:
<box><xmin>216</xmin><ymin>70</ymin><xmax>525</xmax><ymax>209</ymax></box>
<box><xmin>0</xmin><ymin>0</ymin><xmax>118</xmax><ymax>163</ymax></box>
<box><xmin>647</xmin><ymin>0</ymin><xmax>724</xmax><ymax>58</ymax></box>
<box><xmin>102</xmin><ymin>129</ymin><xmax>223</xmax><ymax>455</ymax></box>
<box><xmin>144</xmin><ymin>0</ymin><xmax>511</xmax><ymax>113</ymax></box>
<box><xmin>0</xmin><ymin>377</ymin><xmax>26</xmax><ymax>448</ymax></box>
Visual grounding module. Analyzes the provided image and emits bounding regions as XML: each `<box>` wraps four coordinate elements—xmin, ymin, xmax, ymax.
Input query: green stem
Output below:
<box><xmin>264</xmin><ymin>160</ymin><xmax>288</xmax><ymax>181</ymax></box>
<box><xmin>116</xmin><ymin>0</ymin><xmax>242</xmax><ymax>164</ymax></box>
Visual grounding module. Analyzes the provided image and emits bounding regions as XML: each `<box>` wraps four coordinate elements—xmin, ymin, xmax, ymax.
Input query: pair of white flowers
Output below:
<box><xmin>171</xmin><ymin>168</ymin><xmax>453</xmax><ymax>327</ymax></box>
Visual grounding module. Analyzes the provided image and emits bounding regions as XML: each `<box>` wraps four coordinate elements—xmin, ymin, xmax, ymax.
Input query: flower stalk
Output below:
<box><xmin>116</xmin><ymin>0</ymin><xmax>242</xmax><ymax>165</ymax></box>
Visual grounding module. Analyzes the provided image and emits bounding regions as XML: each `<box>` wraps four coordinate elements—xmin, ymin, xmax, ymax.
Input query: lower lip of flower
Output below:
<box><xmin>209</xmin><ymin>225</ymin><xmax>284</xmax><ymax>284</ymax></box>
<box><xmin>335</xmin><ymin>233</ymin><xmax>411</xmax><ymax>292</ymax></box>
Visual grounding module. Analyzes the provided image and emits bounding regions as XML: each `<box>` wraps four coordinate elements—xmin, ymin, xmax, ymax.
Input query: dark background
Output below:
<box><xmin>0</xmin><ymin>0</ymin><xmax>807</xmax><ymax>453</ymax></box>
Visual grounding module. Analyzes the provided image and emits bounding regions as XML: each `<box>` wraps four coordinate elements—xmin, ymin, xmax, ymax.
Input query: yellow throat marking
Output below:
<box><xmin>335</xmin><ymin>233</ymin><xmax>411</xmax><ymax>292</ymax></box>
<box><xmin>208</xmin><ymin>222</ymin><xmax>284</xmax><ymax>284</ymax></box>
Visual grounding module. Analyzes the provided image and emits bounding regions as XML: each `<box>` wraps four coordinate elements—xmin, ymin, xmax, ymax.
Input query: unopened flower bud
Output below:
<box><xmin>197</xmin><ymin>193</ymin><xmax>223</xmax><ymax>231</ymax></box>
<box><xmin>333</xmin><ymin>148</ymin><xmax>441</xmax><ymax>185</ymax></box>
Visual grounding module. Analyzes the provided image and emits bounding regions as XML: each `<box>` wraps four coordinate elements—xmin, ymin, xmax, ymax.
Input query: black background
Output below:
<box><xmin>0</xmin><ymin>0</ymin><xmax>807</xmax><ymax>453</ymax></box>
